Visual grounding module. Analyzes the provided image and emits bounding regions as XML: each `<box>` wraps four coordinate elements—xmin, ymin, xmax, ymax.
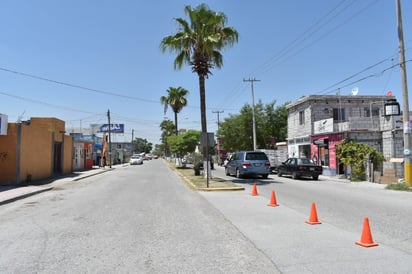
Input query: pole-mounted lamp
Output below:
<box><xmin>384</xmin><ymin>99</ymin><xmax>401</xmax><ymax>116</ymax></box>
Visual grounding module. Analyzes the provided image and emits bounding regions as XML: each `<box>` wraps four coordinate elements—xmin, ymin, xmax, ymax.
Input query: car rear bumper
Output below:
<box><xmin>297</xmin><ymin>171</ymin><xmax>322</xmax><ymax>177</ymax></box>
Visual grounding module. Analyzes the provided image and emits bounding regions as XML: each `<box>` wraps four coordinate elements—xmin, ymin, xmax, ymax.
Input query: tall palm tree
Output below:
<box><xmin>160</xmin><ymin>3</ymin><xmax>238</xmax><ymax>138</ymax></box>
<box><xmin>160</xmin><ymin>86</ymin><xmax>189</xmax><ymax>135</ymax></box>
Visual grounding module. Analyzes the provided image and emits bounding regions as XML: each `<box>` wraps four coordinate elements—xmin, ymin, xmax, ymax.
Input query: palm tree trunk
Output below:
<box><xmin>199</xmin><ymin>75</ymin><xmax>207</xmax><ymax>133</ymax></box>
<box><xmin>174</xmin><ymin>111</ymin><xmax>178</xmax><ymax>135</ymax></box>
<box><xmin>199</xmin><ymin>74</ymin><xmax>210</xmax><ymax>184</ymax></box>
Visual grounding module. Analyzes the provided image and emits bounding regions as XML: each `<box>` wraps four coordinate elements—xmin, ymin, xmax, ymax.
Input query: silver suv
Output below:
<box><xmin>225</xmin><ymin>151</ymin><xmax>271</xmax><ymax>178</ymax></box>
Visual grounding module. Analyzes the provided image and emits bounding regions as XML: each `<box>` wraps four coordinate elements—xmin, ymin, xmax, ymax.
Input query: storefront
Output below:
<box><xmin>311</xmin><ymin>132</ymin><xmax>345</xmax><ymax>176</ymax></box>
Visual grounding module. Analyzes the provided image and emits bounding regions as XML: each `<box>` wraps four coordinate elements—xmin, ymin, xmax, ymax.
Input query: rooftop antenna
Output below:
<box><xmin>17</xmin><ymin>110</ymin><xmax>25</xmax><ymax>123</ymax></box>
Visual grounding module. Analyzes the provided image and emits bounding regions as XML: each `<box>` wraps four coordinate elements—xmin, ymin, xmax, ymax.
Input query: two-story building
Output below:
<box><xmin>286</xmin><ymin>95</ymin><xmax>403</xmax><ymax>182</ymax></box>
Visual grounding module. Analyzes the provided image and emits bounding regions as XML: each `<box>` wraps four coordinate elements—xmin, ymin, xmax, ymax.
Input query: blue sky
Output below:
<box><xmin>0</xmin><ymin>0</ymin><xmax>410</xmax><ymax>145</ymax></box>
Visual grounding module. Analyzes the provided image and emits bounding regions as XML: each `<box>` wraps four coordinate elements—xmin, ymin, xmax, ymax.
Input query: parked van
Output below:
<box><xmin>225</xmin><ymin>151</ymin><xmax>271</xmax><ymax>178</ymax></box>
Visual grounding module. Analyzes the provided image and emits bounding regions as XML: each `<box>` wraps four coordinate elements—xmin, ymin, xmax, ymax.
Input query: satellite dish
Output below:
<box><xmin>351</xmin><ymin>87</ymin><xmax>359</xmax><ymax>96</ymax></box>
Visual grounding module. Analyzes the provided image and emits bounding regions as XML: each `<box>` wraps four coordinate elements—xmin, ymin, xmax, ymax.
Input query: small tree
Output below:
<box><xmin>167</xmin><ymin>130</ymin><xmax>200</xmax><ymax>166</ymax></box>
<box><xmin>336</xmin><ymin>139</ymin><xmax>385</xmax><ymax>181</ymax></box>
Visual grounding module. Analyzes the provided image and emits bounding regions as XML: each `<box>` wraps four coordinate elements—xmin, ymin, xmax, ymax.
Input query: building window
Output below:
<box><xmin>333</xmin><ymin>108</ymin><xmax>345</xmax><ymax>122</ymax></box>
<box><xmin>364</xmin><ymin>107</ymin><xmax>380</xmax><ymax>117</ymax></box>
<box><xmin>299</xmin><ymin>111</ymin><xmax>305</xmax><ymax>125</ymax></box>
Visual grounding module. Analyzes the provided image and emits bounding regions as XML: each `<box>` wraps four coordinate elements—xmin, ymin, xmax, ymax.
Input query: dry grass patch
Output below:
<box><xmin>166</xmin><ymin>161</ymin><xmax>242</xmax><ymax>190</ymax></box>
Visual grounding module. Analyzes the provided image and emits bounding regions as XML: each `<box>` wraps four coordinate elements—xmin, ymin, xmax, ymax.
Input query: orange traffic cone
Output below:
<box><xmin>251</xmin><ymin>183</ymin><xmax>259</xmax><ymax>196</ymax></box>
<box><xmin>267</xmin><ymin>190</ymin><xmax>279</xmax><ymax>207</ymax></box>
<box><xmin>356</xmin><ymin>217</ymin><xmax>378</xmax><ymax>247</ymax></box>
<box><xmin>305</xmin><ymin>202</ymin><xmax>321</xmax><ymax>225</ymax></box>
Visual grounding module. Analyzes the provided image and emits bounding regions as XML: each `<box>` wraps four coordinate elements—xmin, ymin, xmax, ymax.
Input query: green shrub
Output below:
<box><xmin>385</xmin><ymin>183</ymin><xmax>412</xmax><ymax>192</ymax></box>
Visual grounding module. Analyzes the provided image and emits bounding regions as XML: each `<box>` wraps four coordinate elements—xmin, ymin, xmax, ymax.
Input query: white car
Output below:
<box><xmin>129</xmin><ymin>155</ymin><xmax>143</xmax><ymax>165</ymax></box>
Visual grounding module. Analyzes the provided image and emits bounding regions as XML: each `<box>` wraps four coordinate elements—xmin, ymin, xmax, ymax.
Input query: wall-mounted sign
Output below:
<box><xmin>98</xmin><ymin>124</ymin><xmax>124</xmax><ymax>133</ymax></box>
<box><xmin>0</xmin><ymin>114</ymin><xmax>8</xmax><ymax>135</ymax></box>
<box><xmin>314</xmin><ymin>118</ymin><xmax>333</xmax><ymax>134</ymax></box>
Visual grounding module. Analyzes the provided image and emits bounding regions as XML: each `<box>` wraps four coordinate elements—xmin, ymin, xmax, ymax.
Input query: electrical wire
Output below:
<box><xmin>0</xmin><ymin>90</ymin><xmax>99</xmax><ymax>115</ymax></box>
<box><xmin>0</xmin><ymin>66</ymin><xmax>160</xmax><ymax>104</ymax></box>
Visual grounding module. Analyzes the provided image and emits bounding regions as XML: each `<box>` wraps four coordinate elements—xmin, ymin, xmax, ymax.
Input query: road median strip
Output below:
<box><xmin>165</xmin><ymin>160</ymin><xmax>245</xmax><ymax>191</ymax></box>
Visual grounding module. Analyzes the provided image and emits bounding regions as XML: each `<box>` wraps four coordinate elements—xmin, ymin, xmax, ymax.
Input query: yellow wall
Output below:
<box><xmin>0</xmin><ymin>117</ymin><xmax>73</xmax><ymax>184</ymax></box>
<box><xmin>0</xmin><ymin>124</ymin><xmax>18</xmax><ymax>183</ymax></box>
<box><xmin>63</xmin><ymin>135</ymin><xmax>73</xmax><ymax>174</ymax></box>
<box><xmin>20</xmin><ymin>122</ymin><xmax>53</xmax><ymax>181</ymax></box>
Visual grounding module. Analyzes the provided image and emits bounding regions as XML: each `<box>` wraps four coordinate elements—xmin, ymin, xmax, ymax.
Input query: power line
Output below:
<box><xmin>260</xmin><ymin>0</ymin><xmax>380</xmax><ymax>76</ymax></box>
<box><xmin>0</xmin><ymin>66</ymin><xmax>160</xmax><ymax>104</ymax></box>
<box><xmin>221</xmin><ymin>0</ymin><xmax>379</xmax><ymax>111</ymax></box>
<box><xmin>316</xmin><ymin>57</ymin><xmax>394</xmax><ymax>94</ymax></box>
<box><xmin>250</xmin><ymin>0</ymin><xmax>357</xmax><ymax>77</ymax></box>
<box><xmin>0</xmin><ymin>66</ymin><xmax>220</xmax><ymax>112</ymax></box>
<box><xmin>317</xmin><ymin>59</ymin><xmax>412</xmax><ymax>95</ymax></box>
<box><xmin>0</xmin><ymin>90</ymin><xmax>99</xmax><ymax>115</ymax></box>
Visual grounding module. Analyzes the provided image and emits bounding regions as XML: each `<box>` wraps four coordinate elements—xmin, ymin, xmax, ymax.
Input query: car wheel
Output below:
<box><xmin>292</xmin><ymin>172</ymin><xmax>298</xmax><ymax>179</ymax></box>
<box><xmin>313</xmin><ymin>175</ymin><xmax>319</xmax><ymax>180</ymax></box>
<box><xmin>225</xmin><ymin>167</ymin><xmax>230</xmax><ymax>176</ymax></box>
<box><xmin>277</xmin><ymin>171</ymin><xmax>282</xmax><ymax>177</ymax></box>
<box><xmin>236</xmin><ymin>169</ymin><xmax>242</xmax><ymax>178</ymax></box>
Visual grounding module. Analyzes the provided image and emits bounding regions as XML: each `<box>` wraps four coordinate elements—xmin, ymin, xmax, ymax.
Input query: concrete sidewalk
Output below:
<box><xmin>0</xmin><ymin>166</ymin><xmax>114</xmax><ymax>205</ymax></box>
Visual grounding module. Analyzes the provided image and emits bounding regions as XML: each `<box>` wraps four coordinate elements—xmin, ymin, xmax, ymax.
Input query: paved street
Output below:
<box><xmin>0</xmin><ymin>160</ymin><xmax>278</xmax><ymax>273</ymax></box>
<box><xmin>1</xmin><ymin>159</ymin><xmax>411</xmax><ymax>273</ymax></box>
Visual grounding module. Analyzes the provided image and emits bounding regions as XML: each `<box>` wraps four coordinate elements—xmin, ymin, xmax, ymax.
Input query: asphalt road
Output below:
<box><xmin>0</xmin><ymin>160</ymin><xmax>279</xmax><ymax>273</ymax></box>
<box><xmin>1</xmin><ymin>160</ymin><xmax>411</xmax><ymax>273</ymax></box>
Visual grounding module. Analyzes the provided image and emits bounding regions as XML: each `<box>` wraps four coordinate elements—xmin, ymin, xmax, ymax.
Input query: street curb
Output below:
<box><xmin>0</xmin><ymin>187</ymin><xmax>53</xmax><ymax>206</ymax></box>
<box><xmin>72</xmin><ymin>168</ymin><xmax>112</xmax><ymax>181</ymax></box>
<box><xmin>197</xmin><ymin>186</ymin><xmax>245</xmax><ymax>191</ymax></box>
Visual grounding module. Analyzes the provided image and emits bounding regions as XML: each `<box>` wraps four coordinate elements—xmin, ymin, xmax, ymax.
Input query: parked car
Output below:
<box><xmin>225</xmin><ymin>151</ymin><xmax>271</xmax><ymax>179</ymax></box>
<box><xmin>129</xmin><ymin>155</ymin><xmax>143</xmax><ymax>165</ymax></box>
<box><xmin>277</xmin><ymin>157</ymin><xmax>322</xmax><ymax>180</ymax></box>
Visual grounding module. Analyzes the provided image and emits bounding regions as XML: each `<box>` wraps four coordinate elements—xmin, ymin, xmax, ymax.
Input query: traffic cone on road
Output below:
<box><xmin>305</xmin><ymin>202</ymin><xmax>321</xmax><ymax>225</ymax></box>
<box><xmin>251</xmin><ymin>183</ymin><xmax>258</xmax><ymax>196</ymax></box>
<box><xmin>356</xmin><ymin>217</ymin><xmax>379</xmax><ymax>247</ymax></box>
<box><xmin>267</xmin><ymin>190</ymin><xmax>279</xmax><ymax>207</ymax></box>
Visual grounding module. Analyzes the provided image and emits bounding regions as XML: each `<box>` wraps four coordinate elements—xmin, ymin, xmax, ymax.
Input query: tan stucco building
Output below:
<box><xmin>0</xmin><ymin>117</ymin><xmax>73</xmax><ymax>185</ymax></box>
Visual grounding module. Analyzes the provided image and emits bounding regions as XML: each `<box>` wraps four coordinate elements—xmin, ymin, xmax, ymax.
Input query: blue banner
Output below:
<box><xmin>99</xmin><ymin>124</ymin><xmax>124</xmax><ymax>133</ymax></box>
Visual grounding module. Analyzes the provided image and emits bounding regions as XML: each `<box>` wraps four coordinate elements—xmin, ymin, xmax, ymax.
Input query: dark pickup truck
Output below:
<box><xmin>277</xmin><ymin>157</ymin><xmax>323</xmax><ymax>180</ymax></box>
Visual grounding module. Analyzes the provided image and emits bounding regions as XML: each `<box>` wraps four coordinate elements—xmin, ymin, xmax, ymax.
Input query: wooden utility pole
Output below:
<box><xmin>243</xmin><ymin>78</ymin><xmax>260</xmax><ymax>151</ymax></box>
<box><xmin>107</xmin><ymin>109</ymin><xmax>112</xmax><ymax>168</ymax></box>
<box><xmin>131</xmin><ymin>129</ymin><xmax>134</xmax><ymax>153</ymax></box>
<box><xmin>396</xmin><ymin>0</ymin><xmax>411</xmax><ymax>186</ymax></box>
<box><xmin>212</xmin><ymin>110</ymin><xmax>224</xmax><ymax>166</ymax></box>
<box><xmin>212</xmin><ymin>110</ymin><xmax>224</xmax><ymax>132</ymax></box>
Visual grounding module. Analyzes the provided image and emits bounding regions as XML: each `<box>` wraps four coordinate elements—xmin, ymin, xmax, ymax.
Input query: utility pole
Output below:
<box><xmin>243</xmin><ymin>78</ymin><xmax>260</xmax><ymax>151</ymax></box>
<box><xmin>131</xmin><ymin>129</ymin><xmax>134</xmax><ymax>153</ymax></box>
<box><xmin>107</xmin><ymin>109</ymin><xmax>112</xmax><ymax>168</ymax></box>
<box><xmin>396</xmin><ymin>0</ymin><xmax>411</xmax><ymax>186</ymax></box>
<box><xmin>212</xmin><ymin>110</ymin><xmax>224</xmax><ymax>166</ymax></box>
<box><xmin>212</xmin><ymin>110</ymin><xmax>224</xmax><ymax>132</ymax></box>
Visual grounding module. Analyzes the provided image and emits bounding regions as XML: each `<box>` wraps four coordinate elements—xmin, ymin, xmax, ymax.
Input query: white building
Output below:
<box><xmin>286</xmin><ymin>94</ymin><xmax>404</xmax><ymax>182</ymax></box>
